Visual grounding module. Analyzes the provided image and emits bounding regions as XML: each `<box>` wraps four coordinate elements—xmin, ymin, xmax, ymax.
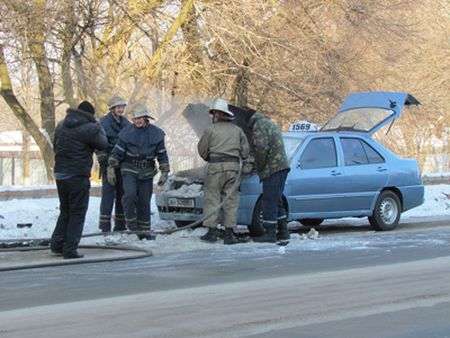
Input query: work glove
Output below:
<box><xmin>96</xmin><ymin>152</ymin><xmax>108</xmax><ymax>168</ymax></box>
<box><xmin>242</xmin><ymin>159</ymin><xmax>254</xmax><ymax>175</ymax></box>
<box><xmin>106</xmin><ymin>166</ymin><xmax>116</xmax><ymax>186</ymax></box>
<box><xmin>157</xmin><ymin>171</ymin><xmax>169</xmax><ymax>186</ymax></box>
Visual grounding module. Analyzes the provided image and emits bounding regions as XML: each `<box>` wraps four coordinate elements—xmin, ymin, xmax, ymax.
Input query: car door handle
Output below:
<box><xmin>331</xmin><ymin>170</ymin><xmax>342</xmax><ymax>176</ymax></box>
<box><xmin>377</xmin><ymin>167</ymin><xmax>387</xmax><ymax>172</ymax></box>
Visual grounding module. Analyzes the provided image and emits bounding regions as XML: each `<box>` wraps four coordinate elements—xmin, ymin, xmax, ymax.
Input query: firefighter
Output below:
<box><xmin>197</xmin><ymin>98</ymin><xmax>250</xmax><ymax>244</ymax></box>
<box><xmin>51</xmin><ymin>101</ymin><xmax>108</xmax><ymax>258</ymax></box>
<box><xmin>97</xmin><ymin>96</ymin><xmax>131</xmax><ymax>232</ymax></box>
<box><xmin>245</xmin><ymin>109</ymin><xmax>290</xmax><ymax>243</ymax></box>
<box><xmin>107</xmin><ymin>103</ymin><xmax>170</xmax><ymax>239</ymax></box>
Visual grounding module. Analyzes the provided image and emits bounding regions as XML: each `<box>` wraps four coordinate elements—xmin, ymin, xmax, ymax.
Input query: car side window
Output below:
<box><xmin>361</xmin><ymin>141</ymin><xmax>385</xmax><ymax>164</ymax></box>
<box><xmin>299</xmin><ymin>138</ymin><xmax>337</xmax><ymax>169</ymax></box>
<box><xmin>341</xmin><ymin>138</ymin><xmax>369</xmax><ymax>166</ymax></box>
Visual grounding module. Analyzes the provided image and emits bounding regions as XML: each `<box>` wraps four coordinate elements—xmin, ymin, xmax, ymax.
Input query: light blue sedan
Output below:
<box><xmin>157</xmin><ymin>92</ymin><xmax>424</xmax><ymax>232</ymax></box>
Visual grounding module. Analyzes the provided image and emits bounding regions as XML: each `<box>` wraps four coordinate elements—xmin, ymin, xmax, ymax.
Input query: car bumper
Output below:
<box><xmin>157</xmin><ymin>211</ymin><xmax>203</xmax><ymax>222</ymax></box>
<box><xmin>399</xmin><ymin>185</ymin><xmax>425</xmax><ymax>212</ymax></box>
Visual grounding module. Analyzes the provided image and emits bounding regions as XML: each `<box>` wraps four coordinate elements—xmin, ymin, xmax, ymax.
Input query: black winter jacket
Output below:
<box><xmin>54</xmin><ymin>108</ymin><xmax>108</xmax><ymax>177</ymax></box>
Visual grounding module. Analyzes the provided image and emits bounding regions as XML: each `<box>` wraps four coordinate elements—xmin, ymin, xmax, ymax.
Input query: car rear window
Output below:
<box><xmin>341</xmin><ymin>138</ymin><xmax>385</xmax><ymax>165</ymax></box>
<box><xmin>341</xmin><ymin>138</ymin><xmax>368</xmax><ymax>165</ymax></box>
<box><xmin>362</xmin><ymin>141</ymin><xmax>384</xmax><ymax>163</ymax></box>
<box><xmin>322</xmin><ymin>107</ymin><xmax>393</xmax><ymax>132</ymax></box>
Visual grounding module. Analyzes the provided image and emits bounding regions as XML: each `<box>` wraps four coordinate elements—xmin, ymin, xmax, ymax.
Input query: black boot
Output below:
<box><xmin>126</xmin><ymin>219</ymin><xmax>139</xmax><ymax>232</ymax></box>
<box><xmin>223</xmin><ymin>228</ymin><xmax>239</xmax><ymax>245</ymax></box>
<box><xmin>50</xmin><ymin>242</ymin><xmax>63</xmax><ymax>255</ymax></box>
<box><xmin>99</xmin><ymin>216</ymin><xmax>111</xmax><ymax>233</ymax></box>
<box><xmin>63</xmin><ymin>251</ymin><xmax>84</xmax><ymax>259</ymax></box>
<box><xmin>200</xmin><ymin>228</ymin><xmax>218</xmax><ymax>243</ymax></box>
<box><xmin>136</xmin><ymin>222</ymin><xmax>154</xmax><ymax>240</ymax></box>
<box><xmin>113</xmin><ymin>215</ymin><xmax>126</xmax><ymax>231</ymax></box>
<box><xmin>253</xmin><ymin>222</ymin><xmax>277</xmax><ymax>243</ymax></box>
<box><xmin>277</xmin><ymin>219</ymin><xmax>290</xmax><ymax>241</ymax></box>
<box><xmin>50</xmin><ymin>248</ymin><xmax>63</xmax><ymax>256</ymax></box>
<box><xmin>137</xmin><ymin>232</ymin><xmax>156</xmax><ymax>240</ymax></box>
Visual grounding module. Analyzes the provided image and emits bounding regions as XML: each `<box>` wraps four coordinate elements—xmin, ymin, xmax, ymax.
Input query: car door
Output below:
<box><xmin>288</xmin><ymin>136</ymin><xmax>347</xmax><ymax>219</ymax></box>
<box><xmin>336</xmin><ymin>137</ymin><xmax>389</xmax><ymax>212</ymax></box>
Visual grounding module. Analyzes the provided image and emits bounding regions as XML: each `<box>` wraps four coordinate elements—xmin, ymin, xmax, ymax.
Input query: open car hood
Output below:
<box><xmin>182</xmin><ymin>102</ymin><xmax>254</xmax><ymax>141</ymax></box>
<box><xmin>321</xmin><ymin>92</ymin><xmax>420</xmax><ymax>134</ymax></box>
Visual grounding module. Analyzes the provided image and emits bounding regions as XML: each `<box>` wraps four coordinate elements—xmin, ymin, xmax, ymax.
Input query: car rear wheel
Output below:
<box><xmin>369</xmin><ymin>190</ymin><xmax>401</xmax><ymax>231</ymax></box>
<box><xmin>299</xmin><ymin>219</ymin><xmax>324</xmax><ymax>227</ymax></box>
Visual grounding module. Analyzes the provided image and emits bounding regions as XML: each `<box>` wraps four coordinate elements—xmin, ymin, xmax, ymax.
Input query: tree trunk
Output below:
<box><xmin>61</xmin><ymin>1</ymin><xmax>77</xmax><ymax>108</ymax></box>
<box><xmin>144</xmin><ymin>0</ymin><xmax>196</xmax><ymax>81</ymax></box>
<box><xmin>73</xmin><ymin>47</ymin><xmax>89</xmax><ymax>101</ymax></box>
<box><xmin>22</xmin><ymin>130</ymin><xmax>31</xmax><ymax>185</ymax></box>
<box><xmin>231</xmin><ymin>59</ymin><xmax>250</xmax><ymax>107</ymax></box>
<box><xmin>0</xmin><ymin>45</ymin><xmax>54</xmax><ymax>182</ymax></box>
<box><xmin>181</xmin><ymin>0</ymin><xmax>204</xmax><ymax>81</ymax></box>
<box><xmin>26</xmin><ymin>25</ymin><xmax>56</xmax><ymax>139</ymax></box>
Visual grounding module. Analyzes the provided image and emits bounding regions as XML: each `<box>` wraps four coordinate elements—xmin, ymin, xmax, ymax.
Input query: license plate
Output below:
<box><xmin>168</xmin><ymin>198</ymin><xmax>195</xmax><ymax>208</ymax></box>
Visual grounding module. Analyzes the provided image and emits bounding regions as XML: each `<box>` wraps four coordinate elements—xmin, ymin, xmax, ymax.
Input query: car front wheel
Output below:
<box><xmin>175</xmin><ymin>220</ymin><xmax>201</xmax><ymax>228</ymax></box>
<box><xmin>369</xmin><ymin>190</ymin><xmax>401</xmax><ymax>231</ymax></box>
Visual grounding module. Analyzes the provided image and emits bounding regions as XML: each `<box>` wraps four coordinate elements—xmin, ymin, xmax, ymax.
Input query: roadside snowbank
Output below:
<box><xmin>0</xmin><ymin>184</ymin><xmax>448</xmax><ymax>255</ymax></box>
<box><xmin>403</xmin><ymin>184</ymin><xmax>449</xmax><ymax>218</ymax></box>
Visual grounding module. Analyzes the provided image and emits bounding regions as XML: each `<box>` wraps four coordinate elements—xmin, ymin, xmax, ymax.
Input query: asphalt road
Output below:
<box><xmin>1</xmin><ymin>217</ymin><xmax>450</xmax><ymax>337</ymax></box>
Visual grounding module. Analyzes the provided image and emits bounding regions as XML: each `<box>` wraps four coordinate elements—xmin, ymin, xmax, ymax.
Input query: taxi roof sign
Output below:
<box><xmin>288</xmin><ymin>120</ymin><xmax>319</xmax><ymax>132</ymax></box>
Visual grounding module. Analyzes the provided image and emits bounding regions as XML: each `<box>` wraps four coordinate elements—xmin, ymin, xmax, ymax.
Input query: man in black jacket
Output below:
<box><xmin>50</xmin><ymin>101</ymin><xmax>108</xmax><ymax>259</ymax></box>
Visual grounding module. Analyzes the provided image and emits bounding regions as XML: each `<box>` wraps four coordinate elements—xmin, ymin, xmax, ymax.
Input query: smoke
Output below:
<box><xmin>124</xmin><ymin>85</ymin><xmax>216</xmax><ymax>173</ymax></box>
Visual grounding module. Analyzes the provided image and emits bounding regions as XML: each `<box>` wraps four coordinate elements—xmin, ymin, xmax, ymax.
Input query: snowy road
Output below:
<box><xmin>1</xmin><ymin>256</ymin><xmax>450</xmax><ymax>338</ymax></box>
<box><xmin>1</xmin><ymin>219</ymin><xmax>450</xmax><ymax>337</ymax></box>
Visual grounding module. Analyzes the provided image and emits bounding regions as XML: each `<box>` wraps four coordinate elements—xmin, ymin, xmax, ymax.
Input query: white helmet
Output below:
<box><xmin>108</xmin><ymin>95</ymin><xmax>127</xmax><ymax>109</ymax></box>
<box><xmin>209</xmin><ymin>98</ymin><xmax>234</xmax><ymax>119</ymax></box>
<box><xmin>130</xmin><ymin>103</ymin><xmax>154</xmax><ymax>119</ymax></box>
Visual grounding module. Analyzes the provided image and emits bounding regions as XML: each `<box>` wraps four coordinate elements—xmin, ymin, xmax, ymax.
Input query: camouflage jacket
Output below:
<box><xmin>249</xmin><ymin>112</ymin><xmax>289</xmax><ymax>180</ymax></box>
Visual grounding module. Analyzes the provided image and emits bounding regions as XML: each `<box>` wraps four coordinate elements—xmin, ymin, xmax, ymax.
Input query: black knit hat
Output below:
<box><xmin>78</xmin><ymin>101</ymin><xmax>95</xmax><ymax>115</ymax></box>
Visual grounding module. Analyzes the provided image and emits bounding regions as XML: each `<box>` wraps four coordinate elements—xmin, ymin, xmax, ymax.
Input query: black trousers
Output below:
<box><xmin>122</xmin><ymin>173</ymin><xmax>153</xmax><ymax>230</ymax></box>
<box><xmin>261</xmin><ymin>169</ymin><xmax>289</xmax><ymax>224</ymax></box>
<box><xmin>99</xmin><ymin>167</ymin><xmax>125</xmax><ymax>231</ymax></box>
<box><xmin>51</xmin><ymin>176</ymin><xmax>90</xmax><ymax>255</ymax></box>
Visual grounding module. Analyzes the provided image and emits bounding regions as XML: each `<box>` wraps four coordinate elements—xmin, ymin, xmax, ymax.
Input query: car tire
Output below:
<box><xmin>299</xmin><ymin>219</ymin><xmax>324</xmax><ymax>228</ymax></box>
<box><xmin>369</xmin><ymin>190</ymin><xmax>401</xmax><ymax>231</ymax></box>
<box><xmin>248</xmin><ymin>198</ymin><xmax>288</xmax><ymax>237</ymax></box>
<box><xmin>175</xmin><ymin>220</ymin><xmax>201</xmax><ymax>228</ymax></box>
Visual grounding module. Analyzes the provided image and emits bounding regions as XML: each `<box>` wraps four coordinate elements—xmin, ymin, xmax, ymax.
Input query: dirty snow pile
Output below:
<box><xmin>164</xmin><ymin>183</ymin><xmax>203</xmax><ymax>197</ymax></box>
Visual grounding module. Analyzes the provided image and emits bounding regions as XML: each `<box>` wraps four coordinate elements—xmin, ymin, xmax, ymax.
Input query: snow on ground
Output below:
<box><xmin>0</xmin><ymin>184</ymin><xmax>449</xmax><ymax>255</ymax></box>
<box><xmin>0</xmin><ymin>183</ymin><xmax>101</xmax><ymax>192</ymax></box>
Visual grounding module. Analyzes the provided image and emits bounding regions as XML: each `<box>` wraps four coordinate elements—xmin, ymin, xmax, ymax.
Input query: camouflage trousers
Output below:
<box><xmin>203</xmin><ymin>163</ymin><xmax>240</xmax><ymax>229</ymax></box>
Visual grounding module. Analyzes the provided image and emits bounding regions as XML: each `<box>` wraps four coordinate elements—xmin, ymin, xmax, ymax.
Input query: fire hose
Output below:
<box><xmin>65</xmin><ymin>158</ymin><xmax>244</xmax><ymax>238</ymax></box>
<box><xmin>76</xmin><ymin>158</ymin><xmax>245</xmax><ymax>237</ymax></box>
<box><xmin>0</xmin><ymin>159</ymin><xmax>246</xmax><ymax>250</ymax></box>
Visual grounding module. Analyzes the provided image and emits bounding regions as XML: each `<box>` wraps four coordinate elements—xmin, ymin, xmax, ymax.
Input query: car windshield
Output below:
<box><xmin>283</xmin><ymin>135</ymin><xmax>305</xmax><ymax>160</ymax></box>
<box><xmin>321</xmin><ymin>107</ymin><xmax>394</xmax><ymax>132</ymax></box>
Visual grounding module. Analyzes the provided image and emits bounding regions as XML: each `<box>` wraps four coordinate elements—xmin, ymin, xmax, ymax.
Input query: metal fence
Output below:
<box><xmin>0</xmin><ymin>156</ymin><xmax>48</xmax><ymax>186</ymax></box>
